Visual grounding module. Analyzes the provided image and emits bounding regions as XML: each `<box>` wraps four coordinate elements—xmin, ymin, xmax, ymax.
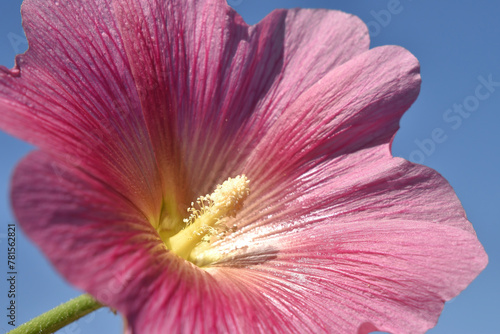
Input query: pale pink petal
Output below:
<box><xmin>0</xmin><ymin>0</ymin><xmax>162</xmax><ymax>219</ymax></box>
<box><xmin>121</xmin><ymin>220</ymin><xmax>487</xmax><ymax>333</ymax></box>
<box><xmin>209</xmin><ymin>220</ymin><xmax>487</xmax><ymax>334</ymax></box>
<box><xmin>242</xmin><ymin>45</ymin><xmax>421</xmax><ymax>197</ymax></box>
<box><xmin>232</xmin><ymin>146</ymin><xmax>476</xmax><ymax>238</ymax></box>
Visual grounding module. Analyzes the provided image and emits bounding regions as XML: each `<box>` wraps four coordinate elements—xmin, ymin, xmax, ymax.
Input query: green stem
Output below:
<box><xmin>8</xmin><ymin>294</ymin><xmax>103</xmax><ymax>334</ymax></box>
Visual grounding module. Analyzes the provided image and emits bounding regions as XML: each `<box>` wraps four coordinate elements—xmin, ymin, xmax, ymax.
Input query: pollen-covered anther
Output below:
<box><xmin>209</xmin><ymin>175</ymin><xmax>250</xmax><ymax>218</ymax></box>
<box><xmin>167</xmin><ymin>175</ymin><xmax>250</xmax><ymax>262</ymax></box>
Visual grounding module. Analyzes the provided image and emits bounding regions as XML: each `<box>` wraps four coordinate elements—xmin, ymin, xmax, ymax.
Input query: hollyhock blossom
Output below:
<box><xmin>0</xmin><ymin>0</ymin><xmax>487</xmax><ymax>333</ymax></box>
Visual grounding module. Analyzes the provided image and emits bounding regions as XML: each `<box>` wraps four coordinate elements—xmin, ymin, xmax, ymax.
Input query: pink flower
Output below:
<box><xmin>0</xmin><ymin>0</ymin><xmax>487</xmax><ymax>333</ymax></box>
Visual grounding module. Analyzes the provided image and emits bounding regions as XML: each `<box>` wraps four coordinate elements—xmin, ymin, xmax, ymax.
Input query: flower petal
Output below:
<box><xmin>0</xmin><ymin>0</ymin><xmax>162</xmax><ymax>219</ymax></box>
<box><xmin>211</xmin><ymin>220</ymin><xmax>487</xmax><ymax>334</ymax></box>
<box><xmin>113</xmin><ymin>0</ymin><xmax>369</xmax><ymax>196</ymax></box>
<box><xmin>233</xmin><ymin>145</ymin><xmax>477</xmax><ymax>239</ymax></box>
<box><xmin>10</xmin><ymin>151</ymin><xmax>170</xmax><ymax>305</ymax></box>
<box><xmin>243</xmin><ymin>45</ymin><xmax>420</xmax><ymax>196</ymax></box>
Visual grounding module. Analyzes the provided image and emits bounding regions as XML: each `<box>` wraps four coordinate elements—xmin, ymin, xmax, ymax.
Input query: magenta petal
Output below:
<box><xmin>113</xmin><ymin>0</ymin><xmax>369</xmax><ymax>195</ymax></box>
<box><xmin>0</xmin><ymin>0</ymin><xmax>163</xmax><ymax>219</ymax></box>
<box><xmin>11</xmin><ymin>151</ymin><xmax>167</xmax><ymax>305</ymax></box>
<box><xmin>11</xmin><ymin>151</ymin><xmax>199</xmax><ymax>332</ymax></box>
<box><xmin>1</xmin><ymin>0</ymin><xmax>370</xmax><ymax>214</ymax></box>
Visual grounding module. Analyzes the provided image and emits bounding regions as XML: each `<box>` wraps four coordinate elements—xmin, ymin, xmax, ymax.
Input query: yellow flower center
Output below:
<box><xmin>165</xmin><ymin>175</ymin><xmax>250</xmax><ymax>265</ymax></box>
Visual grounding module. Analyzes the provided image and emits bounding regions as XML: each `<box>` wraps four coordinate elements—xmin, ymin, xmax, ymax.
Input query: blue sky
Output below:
<box><xmin>0</xmin><ymin>1</ymin><xmax>498</xmax><ymax>333</ymax></box>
